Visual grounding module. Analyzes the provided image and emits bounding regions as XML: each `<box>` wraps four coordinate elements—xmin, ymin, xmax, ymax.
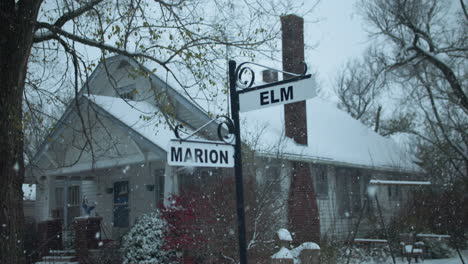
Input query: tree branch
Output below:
<box><xmin>34</xmin><ymin>0</ymin><xmax>105</xmax><ymax>43</ymax></box>
<box><xmin>460</xmin><ymin>0</ymin><xmax>468</xmax><ymax>21</ymax></box>
<box><xmin>35</xmin><ymin>22</ymin><xmax>166</xmax><ymax>66</ymax></box>
<box><xmin>410</xmin><ymin>45</ymin><xmax>468</xmax><ymax>112</ymax></box>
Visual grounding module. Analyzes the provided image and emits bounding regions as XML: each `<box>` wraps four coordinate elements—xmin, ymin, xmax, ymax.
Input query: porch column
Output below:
<box><xmin>63</xmin><ymin>177</ymin><xmax>69</xmax><ymax>226</ymax></box>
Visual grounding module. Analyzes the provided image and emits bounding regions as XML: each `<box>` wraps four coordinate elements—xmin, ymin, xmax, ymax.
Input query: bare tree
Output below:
<box><xmin>334</xmin><ymin>47</ymin><xmax>415</xmax><ymax>136</ymax></box>
<box><xmin>0</xmin><ymin>0</ymin><xmax>318</xmax><ymax>262</ymax></box>
<box><xmin>357</xmin><ymin>0</ymin><xmax>467</xmax><ymax>181</ymax></box>
<box><xmin>335</xmin><ymin>47</ymin><xmax>386</xmax><ymax>132</ymax></box>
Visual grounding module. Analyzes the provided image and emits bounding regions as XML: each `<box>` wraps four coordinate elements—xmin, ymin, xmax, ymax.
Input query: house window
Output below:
<box><xmin>311</xmin><ymin>164</ymin><xmax>328</xmax><ymax>199</ymax></box>
<box><xmin>67</xmin><ymin>185</ymin><xmax>80</xmax><ymax>206</ymax></box>
<box><xmin>388</xmin><ymin>185</ymin><xmax>401</xmax><ymax>201</ymax></box>
<box><xmin>155</xmin><ymin>169</ymin><xmax>165</xmax><ymax>205</ymax></box>
<box><xmin>265</xmin><ymin>163</ymin><xmax>282</xmax><ymax>194</ymax></box>
<box><xmin>117</xmin><ymin>84</ymin><xmax>136</xmax><ymax>100</ymax></box>
<box><xmin>336</xmin><ymin>168</ymin><xmax>364</xmax><ymax>217</ymax></box>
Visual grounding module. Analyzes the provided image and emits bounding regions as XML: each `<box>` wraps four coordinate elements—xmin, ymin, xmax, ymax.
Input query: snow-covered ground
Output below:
<box><xmin>395</xmin><ymin>251</ymin><xmax>468</xmax><ymax>264</ymax></box>
<box><xmin>359</xmin><ymin>250</ymin><xmax>468</xmax><ymax>264</ymax></box>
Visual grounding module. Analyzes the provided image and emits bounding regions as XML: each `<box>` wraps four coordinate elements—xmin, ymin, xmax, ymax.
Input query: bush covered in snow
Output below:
<box><xmin>122</xmin><ymin>210</ymin><xmax>175</xmax><ymax>264</ymax></box>
<box><xmin>425</xmin><ymin>239</ymin><xmax>453</xmax><ymax>259</ymax></box>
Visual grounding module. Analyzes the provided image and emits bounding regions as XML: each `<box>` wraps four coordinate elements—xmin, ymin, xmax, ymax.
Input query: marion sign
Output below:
<box><xmin>238</xmin><ymin>75</ymin><xmax>316</xmax><ymax>112</ymax></box>
<box><xmin>168</xmin><ymin>140</ymin><xmax>234</xmax><ymax>168</ymax></box>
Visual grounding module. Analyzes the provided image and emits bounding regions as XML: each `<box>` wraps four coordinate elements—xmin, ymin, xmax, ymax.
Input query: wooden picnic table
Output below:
<box><xmin>415</xmin><ymin>233</ymin><xmax>450</xmax><ymax>239</ymax></box>
<box><xmin>354</xmin><ymin>238</ymin><xmax>388</xmax><ymax>243</ymax></box>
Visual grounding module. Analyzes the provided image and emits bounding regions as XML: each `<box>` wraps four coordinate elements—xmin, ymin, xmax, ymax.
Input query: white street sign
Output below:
<box><xmin>168</xmin><ymin>140</ymin><xmax>234</xmax><ymax>168</ymax></box>
<box><xmin>238</xmin><ymin>76</ymin><xmax>316</xmax><ymax>112</ymax></box>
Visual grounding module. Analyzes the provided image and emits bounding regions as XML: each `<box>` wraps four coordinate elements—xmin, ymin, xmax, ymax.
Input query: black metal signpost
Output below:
<box><xmin>227</xmin><ymin>60</ymin><xmax>314</xmax><ymax>264</ymax></box>
<box><xmin>170</xmin><ymin>60</ymin><xmax>313</xmax><ymax>264</ymax></box>
<box><xmin>228</xmin><ymin>60</ymin><xmax>249</xmax><ymax>264</ymax></box>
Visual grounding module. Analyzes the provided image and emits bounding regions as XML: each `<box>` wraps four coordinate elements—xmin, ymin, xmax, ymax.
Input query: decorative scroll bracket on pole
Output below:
<box><xmin>173</xmin><ymin>115</ymin><xmax>235</xmax><ymax>144</ymax></box>
<box><xmin>234</xmin><ymin>61</ymin><xmax>308</xmax><ymax>90</ymax></box>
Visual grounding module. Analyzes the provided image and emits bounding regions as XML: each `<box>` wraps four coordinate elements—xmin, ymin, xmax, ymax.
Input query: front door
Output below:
<box><xmin>52</xmin><ymin>183</ymin><xmax>81</xmax><ymax>226</ymax></box>
<box><xmin>113</xmin><ymin>181</ymin><xmax>129</xmax><ymax>228</ymax></box>
<box><xmin>67</xmin><ymin>185</ymin><xmax>80</xmax><ymax>225</ymax></box>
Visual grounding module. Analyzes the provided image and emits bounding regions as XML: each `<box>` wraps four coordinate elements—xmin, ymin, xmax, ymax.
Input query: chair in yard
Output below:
<box><xmin>399</xmin><ymin>233</ymin><xmax>424</xmax><ymax>263</ymax></box>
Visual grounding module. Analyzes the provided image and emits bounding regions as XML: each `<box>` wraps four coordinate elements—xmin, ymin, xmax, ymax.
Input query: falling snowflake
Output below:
<box><xmin>13</xmin><ymin>162</ymin><xmax>19</xmax><ymax>172</ymax></box>
<box><xmin>367</xmin><ymin>185</ymin><xmax>377</xmax><ymax>197</ymax></box>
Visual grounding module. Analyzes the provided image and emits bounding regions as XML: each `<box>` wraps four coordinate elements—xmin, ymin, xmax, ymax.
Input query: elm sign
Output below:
<box><xmin>238</xmin><ymin>75</ymin><xmax>315</xmax><ymax>112</ymax></box>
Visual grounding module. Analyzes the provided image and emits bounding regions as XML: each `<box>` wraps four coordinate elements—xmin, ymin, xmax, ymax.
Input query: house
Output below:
<box><xmin>26</xmin><ymin>53</ymin><xmax>420</xmax><ymax>248</ymax></box>
<box><xmin>25</xmin><ymin>54</ymin><xmax>224</xmax><ymax>240</ymax></box>
<box><xmin>241</xmin><ymin>91</ymin><xmax>420</xmax><ymax>239</ymax></box>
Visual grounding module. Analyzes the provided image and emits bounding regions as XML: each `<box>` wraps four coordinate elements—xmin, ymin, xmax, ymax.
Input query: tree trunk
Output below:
<box><xmin>0</xmin><ymin>1</ymin><xmax>42</xmax><ymax>263</ymax></box>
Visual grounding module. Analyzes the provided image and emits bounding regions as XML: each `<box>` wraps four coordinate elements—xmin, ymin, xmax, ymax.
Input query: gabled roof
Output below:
<box><xmin>29</xmin><ymin>55</ymin><xmax>214</xmax><ymax>164</ymax></box>
<box><xmin>28</xmin><ymin>55</ymin><xmax>418</xmax><ymax>179</ymax></box>
<box><xmin>85</xmin><ymin>94</ymin><xmax>192</xmax><ymax>151</ymax></box>
<box><xmin>242</xmin><ymin>98</ymin><xmax>419</xmax><ymax>172</ymax></box>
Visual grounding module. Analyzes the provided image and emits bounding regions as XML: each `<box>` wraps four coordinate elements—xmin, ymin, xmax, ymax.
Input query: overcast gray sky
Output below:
<box><xmin>304</xmin><ymin>0</ymin><xmax>368</xmax><ymax>99</ymax></box>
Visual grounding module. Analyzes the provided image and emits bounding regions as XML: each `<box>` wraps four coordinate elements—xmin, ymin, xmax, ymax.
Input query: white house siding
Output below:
<box><xmin>255</xmin><ymin>158</ymin><xmax>411</xmax><ymax>241</ymax></box>
<box><xmin>315</xmin><ymin>166</ymin><xmax>413</xmax><ymax>240</ymax></box>
<box><xmin>93</xmin><ymin>161</ymin><xmax>166</xmax><ymax>240</ymax></box>
<box><xmin>60</xmin><ymin>109</ymin><xmax>142</xmax><ymax>168</ymax></box>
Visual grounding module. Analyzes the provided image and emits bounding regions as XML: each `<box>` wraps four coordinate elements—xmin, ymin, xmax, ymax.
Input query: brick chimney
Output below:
<box><xmin>281</xmin><ymin>14</ymin><xmax>320</xmax><ymax>244</ymax></box>
<box><xmin>282</xmin><ymin>15</ymin><xmax>308</xmax><ymax>145</ymax></box>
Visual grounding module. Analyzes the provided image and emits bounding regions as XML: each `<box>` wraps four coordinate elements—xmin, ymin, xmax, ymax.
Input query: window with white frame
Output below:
<box><xmin>336</xmin><ymin>168</ymin><xmax>364</xmax><ymax>217</ymax></box>
<box><xmin>155</xmin><ymin>169</ymin><xmax>165</xmax><ymax>205</ymax></box>
<box><xmin>264</xmin><ymin>163</ymin><xmax>282</xmax><ymax>194</ymax></box>
<box><xmin>388</xmin><ymin>185</ymin><xmax>401</xmax><ymax>201</ymax></box>
<box><xmin>311</xmin><ymin>164</ymin><xmax>328</xmax><ymax>199</ymax></box>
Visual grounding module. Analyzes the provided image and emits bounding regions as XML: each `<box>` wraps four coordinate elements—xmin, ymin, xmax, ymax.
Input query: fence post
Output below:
<box><xmin>73</xmin><ymin>216</ymin><xmax>102</xmax><ymax>262</ymax></box>
<box><xmin>297</xmin><ymin>242</ymin><xmax>321</xmax><ymax>264</ymax></box>
<box><xmin>37</xmin><ymin>219</ymin><xmax>63</xmax><ymax>257</ymax></box>
<box><xmin>271</xmin><ymin>247</ymin><xmax>294</xmax><ymax>264</ymax></box>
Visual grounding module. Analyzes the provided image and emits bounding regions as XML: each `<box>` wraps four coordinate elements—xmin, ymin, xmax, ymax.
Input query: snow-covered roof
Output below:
<box><xmin>86</xmin><ymin>95</ymin><xmax>183</xmax><ymax>151</ymax></box>
<box><xmin>85</xmin><ymin>94</ymin><xmax>418</xmax><ymax>172</ymax></box>
<box><xmin>70</xmin><ymin>56</ymin><xmax>418</xmax><ymax>173</ymax></box>
<box><xmin>241</xmin><ymin>98</ymin><xmax>419</xmax><ymax>172</ymax></box>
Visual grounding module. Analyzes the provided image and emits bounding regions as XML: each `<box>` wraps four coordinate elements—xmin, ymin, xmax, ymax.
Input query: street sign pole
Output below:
<box><xmin>228</xmin><ymin>60</ymin><xmax>248</xmax><ymax>264</ymax></box>
<box><xmin>167</xmin><ymin>59</ymin><xmax>311</xmax><ymax>264</ymax></box>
